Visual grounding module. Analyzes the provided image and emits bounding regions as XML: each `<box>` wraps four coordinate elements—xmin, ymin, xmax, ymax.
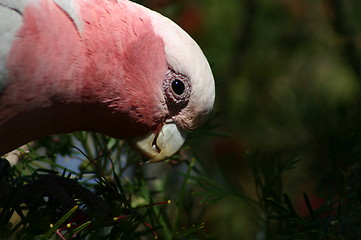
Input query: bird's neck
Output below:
<box><xmin>0</xmin><ymin>100</ymin><xmax>151</xmax><ymax>155</ymax></box>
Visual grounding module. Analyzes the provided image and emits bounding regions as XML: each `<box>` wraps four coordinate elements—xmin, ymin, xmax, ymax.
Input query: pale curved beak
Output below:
<box><xmin>131</xmin><ymin>122</ymin><xmax>187</xmax><ymax>163</ymax></box>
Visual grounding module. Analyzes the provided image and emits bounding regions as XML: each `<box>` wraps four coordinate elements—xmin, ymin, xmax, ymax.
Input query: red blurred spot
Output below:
<box><xmin>296</xmin><ymin>193</ymin><xmax>325</xmax><ymax>218</ymax></box>
<box><xmin>176</xmin><ymin>5</ymin><xmax>204</xmax><ymax>35</ymax></box>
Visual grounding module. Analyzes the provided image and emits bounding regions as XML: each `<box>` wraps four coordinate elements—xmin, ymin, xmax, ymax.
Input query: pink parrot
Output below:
<box><xmin>0</xmin><ymin>0</ymin><xmax>215</xmax><ymax>162</ymax></box>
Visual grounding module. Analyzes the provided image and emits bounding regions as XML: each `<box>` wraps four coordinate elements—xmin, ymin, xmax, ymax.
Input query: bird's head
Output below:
<box><xmin>126</xmin><ymin>2</ymin><xmax>215</xmax><ymax>162</ymax></box>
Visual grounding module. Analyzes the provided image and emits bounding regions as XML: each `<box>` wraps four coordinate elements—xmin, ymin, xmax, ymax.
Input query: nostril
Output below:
<box><xmin>152</xmin><ymin>136</ymin><xmax>160</xmax><ymax>154</ymax></box>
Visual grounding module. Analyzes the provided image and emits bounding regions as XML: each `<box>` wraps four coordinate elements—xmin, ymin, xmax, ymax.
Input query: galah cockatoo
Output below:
<box><xmin>0</xmin><ymin>0</ymin><xmax>215</xmax><ymax>162</ymax></box>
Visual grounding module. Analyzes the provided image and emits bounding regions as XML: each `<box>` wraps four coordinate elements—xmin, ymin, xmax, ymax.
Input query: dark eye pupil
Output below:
<box><xmin>171</xmin><ymin>79</ymin><xmax>185</xmax><ymax>95</ymax></box>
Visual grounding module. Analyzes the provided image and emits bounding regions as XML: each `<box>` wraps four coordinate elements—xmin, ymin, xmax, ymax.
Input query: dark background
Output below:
<box><xmin>140</xmin><ymin>0</ymin><xmax>361</xmax><ymax>238</ymax></box>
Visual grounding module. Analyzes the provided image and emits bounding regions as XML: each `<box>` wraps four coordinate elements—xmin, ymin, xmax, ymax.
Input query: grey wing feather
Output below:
<box><xmin>0</xmin><ymin>1</ymin><xmax>24</xmax><ymax>92</ymax></box>
<box><xmin>0</xmin><ymin>0</ymin><xmax>33</xmax><ymax>13</ymax></box>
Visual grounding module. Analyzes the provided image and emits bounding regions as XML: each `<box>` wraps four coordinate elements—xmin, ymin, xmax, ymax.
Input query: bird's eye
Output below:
<box><xmin>171</xmin><ymin>79</ymin><xmax>185</xmax><ymax>95</ymax></box>
<box><xmin>163</xmin><ymin>67</ymin><xmax>191</xmax><ymax>114</ymax></box>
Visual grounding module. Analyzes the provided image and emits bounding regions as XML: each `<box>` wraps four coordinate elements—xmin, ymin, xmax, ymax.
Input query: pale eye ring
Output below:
<box><xmin>163</xmin><ymin>67</ymin><xmax>191</xmax><ymax>114</ymax></box>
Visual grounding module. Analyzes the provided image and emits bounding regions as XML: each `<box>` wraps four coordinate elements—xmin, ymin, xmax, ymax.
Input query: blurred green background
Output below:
<box><xmin>140</xmin><ymin>0</ymin><xmax>361</xmax><ymax>239</ymax></box>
